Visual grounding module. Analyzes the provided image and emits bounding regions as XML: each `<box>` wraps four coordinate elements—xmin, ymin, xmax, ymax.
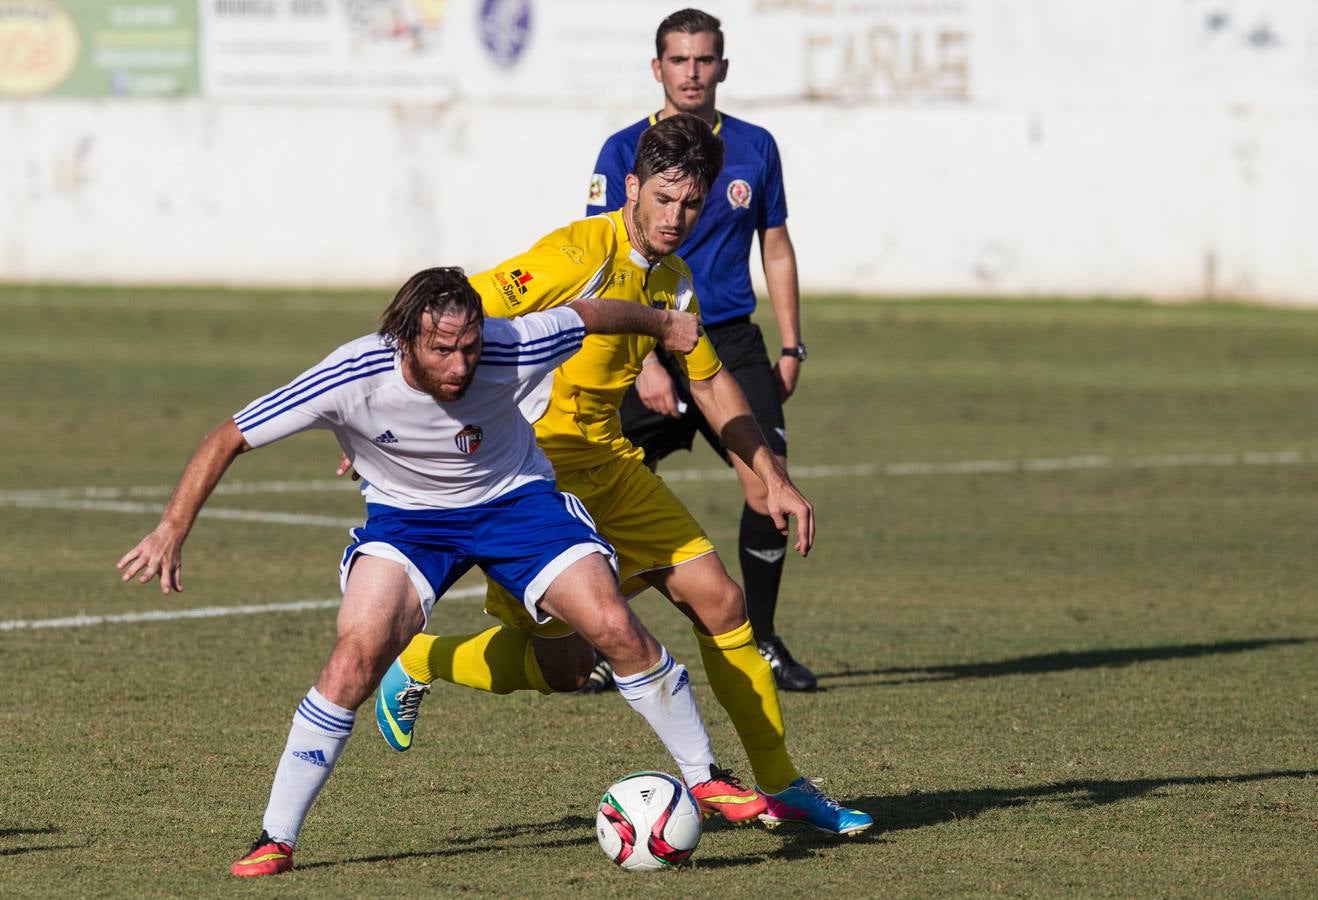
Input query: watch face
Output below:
<box><xmin>783</xmin><ymin>344</ymin><xmax>807</xmax><ymax>360</ymax></box>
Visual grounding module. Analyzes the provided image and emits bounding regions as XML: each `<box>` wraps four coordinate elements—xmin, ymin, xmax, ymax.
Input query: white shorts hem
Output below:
<box><xmin>340</xmin><ymin>541</ymin><xmax>436</xmax><ymax>625</ymax></box>
<box><xmin>523</xmin><ymin>542</ymin><xmax>617</xmax><ymax>623</ymax></box>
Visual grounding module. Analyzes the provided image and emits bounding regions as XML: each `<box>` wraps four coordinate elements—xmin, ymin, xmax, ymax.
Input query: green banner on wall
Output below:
<box><xmin>0</xmin><ymin>0</ymin><xmax>198</xmax><ymax>98</ymax></box>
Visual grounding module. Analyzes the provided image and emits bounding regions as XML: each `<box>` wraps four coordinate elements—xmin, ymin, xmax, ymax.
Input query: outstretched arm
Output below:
<box><xmin>687</xmin><ymin>369</ymin><xmax>815</xmax><ymax>556</ymax></box>
<box><xmin>116</xmin><ymin>419</ymin><xmax>251</xmax><ymax>593</ymax></box>
<box><xmin>566</xmin><ymin>298</ymin><xmax>700</xmax><ymax>355</ymax></box>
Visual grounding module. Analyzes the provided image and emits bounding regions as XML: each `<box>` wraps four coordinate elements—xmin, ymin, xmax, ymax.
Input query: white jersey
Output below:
<box><xmin>233</xmin><ymin>307</ymin><xmax>585</xmax><ymax>509</ymax></box>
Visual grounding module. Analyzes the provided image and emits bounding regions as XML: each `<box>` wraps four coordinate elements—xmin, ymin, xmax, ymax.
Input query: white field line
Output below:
<box><xmin>0</xmin><ymin>451</ymin><xmax>1313</xmax><ymax>521</ymax></box>
<box><xmin>2</xmin><ymin>449</ymin><xmax>1313</xmax><ymax>633</ymax></box>
<box><xmin>0</xmin><ymin>495</ymin><xmax>361</xmax><ymax>528</ymax></box>
<box><xmin>0</xmin><ymin>585</ymin><xmax>486</xmax><ymax>632</ymax></box>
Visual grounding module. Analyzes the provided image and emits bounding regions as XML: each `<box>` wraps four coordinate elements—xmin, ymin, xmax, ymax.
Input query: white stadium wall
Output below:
<box><xmin>2</xmin><ymin>0</ymin><xmax>1317</xmax><ymax>305</ymax></box>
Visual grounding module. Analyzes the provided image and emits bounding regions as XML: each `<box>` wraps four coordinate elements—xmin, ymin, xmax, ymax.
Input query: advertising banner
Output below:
<box><xmin>438</xmin><ymin>0</ymin><xmax>975</xmax><ymax>105</ymax></box>
<box><xmin>741</xmin><ymin>0</ymin><xmax>973</xmax><ymax>103</ymax></box>
<box><xmin>200</xmin><ymin>0</ymin><xmax>457</xmax><ymax>102</ymax></box>
<box><xmin>0</xmin><ymin>0</ymin><xmax>198</xmax><ymax>98</ymax></box>
<box><xmin>440</xmin><ymin>0</ymin><xmax>667</xmax><ymax>105</ymax></box>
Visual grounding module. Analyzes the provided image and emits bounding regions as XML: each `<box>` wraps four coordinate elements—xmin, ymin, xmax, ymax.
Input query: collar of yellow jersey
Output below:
<box><xmin>608</xmin><ymin>208</ymin><xmax>660</xmax><ymax>272</ymax></box>
<box><xmin>649</xmin><ymin>110</ymin><xmax>722</xmax><ymax>135</ymax></box>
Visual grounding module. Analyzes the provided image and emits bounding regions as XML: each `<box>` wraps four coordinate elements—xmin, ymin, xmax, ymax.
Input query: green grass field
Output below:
<box><xmin>1</xmin><ymin>285</ymin><xmax>1315</xmax><ymax>897</ymax></box>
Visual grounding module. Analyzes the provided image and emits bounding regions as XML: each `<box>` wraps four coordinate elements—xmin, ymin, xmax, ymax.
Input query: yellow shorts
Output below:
<box><xmin>483</xmin><ymin>454</ymin><xmax>715</xmax><ymax>636</ymax></box>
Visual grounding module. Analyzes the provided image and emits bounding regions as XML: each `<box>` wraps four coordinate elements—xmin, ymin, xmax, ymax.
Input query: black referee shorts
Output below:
<box><xmin>619</xmin><ymin>317</ymin><xmax>787</xmax><ymax>467</ymax></box>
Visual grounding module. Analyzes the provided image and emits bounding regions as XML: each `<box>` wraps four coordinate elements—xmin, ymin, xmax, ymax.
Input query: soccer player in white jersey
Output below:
<box><xmin>116</xmin><ymin>267</ymin><xmax>764</xmax><ymax>878</ymax></box>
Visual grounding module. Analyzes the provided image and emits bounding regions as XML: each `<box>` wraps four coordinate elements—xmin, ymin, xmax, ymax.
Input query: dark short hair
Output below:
<box><xmin>378</xmin><ymin>267</ymin><xmax>483</xmax><ymax>350</ymax></box>
<box><xmin>632</xmin><ymin>113</ymin><xmax>725</xmax><ymax>194</ymax></box>
<box><xmin>656</xmin><ymin>8</ymin><xmax>723</xmax><ymax>59</ymax></box>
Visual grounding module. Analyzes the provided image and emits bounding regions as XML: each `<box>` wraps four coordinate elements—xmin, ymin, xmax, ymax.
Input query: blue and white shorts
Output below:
<box><xmin>338</xmin><ymin>480</ymin><xmax>616</xmax><ymax>626</ymax></box>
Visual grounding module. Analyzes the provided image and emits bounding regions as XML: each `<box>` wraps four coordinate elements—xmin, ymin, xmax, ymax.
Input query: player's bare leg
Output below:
<box><xmin>645</xmin><ymin>552</ymin><xmax>795</xmax><ymax>786</ymax></box>
<box><xmin>318</xmin><ymin>556</ymin><xmax>428</xmax><ymax>708</ymax></box>
<box><xmin>535</xmin><ymin>554</ymin><xmax>766</xmax><ymax>823</ymax></box>
<box><xmin>233</xmin><ymin>557</ymin><xmax>425</xmax><ymax>876</ymax></box>
<box><xmin>530</xmin><ymin>631</ymin><xmax>598</xmax><ymax>692</ymax></box>
<box><xmin>536</xmin><ymin>554</ymin><xmax>661</xmax><ymax>679</ymax></box>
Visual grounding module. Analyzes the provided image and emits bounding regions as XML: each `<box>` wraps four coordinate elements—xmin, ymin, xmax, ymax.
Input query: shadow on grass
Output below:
<box><xmin>866</xmin><ymin>768</ymin><xmax>1318</xmax><ymax>834</ymax></box>
<box><xmin>0</xmin><ymin>845</ymin><xmax>85</xmax><ymax>858</ymax></box>
<box><xmin>299</xmin><ymin>769</ymin><xmax>1314</xmax><ymax>870</ymax></box>
<box><xmin>669</xmin><ymin>770</ymin><xmax>1315</xmax><ymax>860</ymax></box>
<box><xmin>0</xmin><ymin>827</ymin><xmax>58</xmax><ymax>838</ymax></box>
<box><xmin>297</xmin><ymin>815</ymin><xmax>601</xmax><ymax>870</ymax></box>
<box><xmin>301</xmin><ymin>811</ymin><xmax>885</xmax><ymax>871</ymax></box>
<box><xmin>0</xmin><ymin>826</ymin><xmax>83</xmax><ymax>857</ymax></box>
<box><xmin>819</xmin><ymin>637</ymin><xmax>1313</xmax><ymax>686</ymax></box>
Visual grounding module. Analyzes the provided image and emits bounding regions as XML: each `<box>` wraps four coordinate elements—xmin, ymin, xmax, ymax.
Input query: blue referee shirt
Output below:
<box><xmin>586</xmin><ymin>111</ymin><xmax>789</xmax><ymax>326</ymax></box>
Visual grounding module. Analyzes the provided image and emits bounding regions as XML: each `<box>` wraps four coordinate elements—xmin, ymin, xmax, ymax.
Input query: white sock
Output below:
<box><xmin>613</xmin><ymin>647</ymin><xmax>716</xmax><ymax>788</ymax></box>
<box><xmin>261</xmin><ymin>687</ymin><xmax>355</xmax><ymax>846</ymax></box>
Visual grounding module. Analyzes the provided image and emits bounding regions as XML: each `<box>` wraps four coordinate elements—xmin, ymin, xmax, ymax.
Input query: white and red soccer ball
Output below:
<box><xmin>595</xmin><ymin>771</ymin><xmax>702</xmax><ymax>871</ymax></box>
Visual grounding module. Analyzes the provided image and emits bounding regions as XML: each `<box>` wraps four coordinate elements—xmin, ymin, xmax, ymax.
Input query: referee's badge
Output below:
<box><xmin>455</xmin><ymin>424</ymin><xmax>483</xmax><ymax>454</ymax></box>
<box><xmin>727</xmin><ymin>179</ymin><xmax>752</xmax><ymax>209</ymax></box>
<box><xmin>587</xmin><ymin>173</ymin><xmax>607</xmax><ymax>207</ymax></box>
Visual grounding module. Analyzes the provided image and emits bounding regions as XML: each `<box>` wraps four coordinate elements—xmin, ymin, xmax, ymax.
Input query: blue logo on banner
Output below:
<box><xmin>479</xmin><ymin>0</ymin><xmax>532</xmax><ymax>67</ymax></box>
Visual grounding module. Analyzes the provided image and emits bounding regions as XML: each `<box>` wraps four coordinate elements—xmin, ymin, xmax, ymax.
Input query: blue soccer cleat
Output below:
<box><xmin>376</xmin><ymin>658</ymin><xmax>431</xmax><ymax>752</ymax></box>
<box><xmin>759</xmin><ymin>776</ymin><xmax>873</xmax><ymax>835</ymax></box>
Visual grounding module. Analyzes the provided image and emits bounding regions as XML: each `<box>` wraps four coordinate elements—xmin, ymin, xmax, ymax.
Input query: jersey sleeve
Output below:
<box><xmin>666</xmin><ymin>263</ymin><xmax>723</xmax><ymax>382</ymax></box>
<box><xmin>676</xmin><ymin>331</ymin><xmax>723</xmax><ymax>382</ymax></box>
<box><xmin>481</xmin><ymin>308</ymin><xmax>587</xmax><ymax>404</ymax></box>
<box><xmin>758</xmin><ymin>132</ymin><xmax>789</xmax><ymax>231</ymax></box>
<box><xmin>585</xmin><ymin>133</ymin><xmax>632</xmax><ymax>215</ymax></box>
<box><xmin>232</xmin><ymin>342</ymin><xmax>394</xmax><ymax>448</ymax></box>
<box><xmin>472</xmin><ymin>221</ymin><xmax>616</xmax><ymax>318</ymax></box>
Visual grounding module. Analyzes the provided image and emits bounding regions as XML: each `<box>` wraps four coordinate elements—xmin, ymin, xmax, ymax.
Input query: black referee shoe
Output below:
<box><xmin>757</xmin><ymin>635</ymin><xmax>818</xmax><ymax>692</ymax></box>
<box><xmin>575</xmin><ymin>654</ymin><xmax>616</xmax><ymax>695</ymax></box>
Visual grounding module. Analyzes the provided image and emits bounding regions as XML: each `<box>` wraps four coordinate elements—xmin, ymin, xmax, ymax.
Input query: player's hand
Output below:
<box><xmin>636</xmin><ymin>358</ymin><xmax>684</xmax><ymax>419</ymax></box>
<box><xmin>335</xmin><ymin>453</ymin><xmax>359</xmax><ymax>481</ymax></box>
<box><xmin>116</xmin><ymin>527</ymin><xmax>185</xmax><ymax>594</ymax></box>
<box><xmin>773</xmin><ymin>355</ymin><xmax>802</xmax><ymax>402</ymax></box>
<box><xmin>766</xmin><ymin>478</ymin><xmax>815</xmax><ymax>557</ymax></box>
<box><xmin>659</xmin><ymin>310</ymin><xmax>701</xmax><ymax>355</ymax></box>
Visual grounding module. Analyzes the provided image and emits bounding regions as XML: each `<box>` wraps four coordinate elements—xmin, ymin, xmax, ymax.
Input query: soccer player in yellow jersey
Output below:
<box><xmin>378</xmin><ymin>114</ymin><xmax>871</xmax><ymax>834</ymax></box>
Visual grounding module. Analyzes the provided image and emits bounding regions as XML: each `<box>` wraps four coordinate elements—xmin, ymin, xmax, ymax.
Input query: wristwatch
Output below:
<box><xmin>781</xmin><ymin>343</ymin><xmax>808</xmax><ymax>361</ymax></box>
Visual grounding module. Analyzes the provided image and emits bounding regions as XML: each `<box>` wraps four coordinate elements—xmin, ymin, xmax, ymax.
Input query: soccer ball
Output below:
<box><xmin>595</xmin><ymin>771</ymin><xmax>702</xmax><ymax>870</ymax></box>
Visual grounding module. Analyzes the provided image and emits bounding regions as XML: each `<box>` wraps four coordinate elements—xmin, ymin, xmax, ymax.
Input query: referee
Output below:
<box><xmin>584</xmin><ymin>8</ymin><xmax>816</xmax><ymax>692</ymax></box>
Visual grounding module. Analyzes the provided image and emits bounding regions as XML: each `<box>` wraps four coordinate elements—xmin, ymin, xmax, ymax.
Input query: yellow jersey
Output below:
<box><xmin>470</xmin><ymin>209</ymin><xmax>723</xmax><ymax>469</ymax></box>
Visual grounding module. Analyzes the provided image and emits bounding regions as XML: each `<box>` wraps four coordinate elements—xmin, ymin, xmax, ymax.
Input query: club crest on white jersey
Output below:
<box><xmin>455</xmin><ymin>425</ymin><xmax>483</xmax><ymax>454</ymax></box>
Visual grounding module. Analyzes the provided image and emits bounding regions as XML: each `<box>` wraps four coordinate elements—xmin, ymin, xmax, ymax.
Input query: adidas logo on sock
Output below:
<box><xmin>293</xmin><ymin>749</ymin><xmax>330</xmax><ymax>767</ymax></box>
<box><xmin>672</xmin><ymin>669</ymin><xmax>690</xmax><ymax>696</ymax></box>
<box><xmin>373</xmin><ymin>430</ymin><xmax>398</xmax><ymax>444</ymax></box>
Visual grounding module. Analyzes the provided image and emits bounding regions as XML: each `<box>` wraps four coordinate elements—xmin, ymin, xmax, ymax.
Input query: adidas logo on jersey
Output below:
<box><xmin>373</xmin><ymin>430</ymin><xmax>398</xmax><ymax>444</ymax></box>
<box><xmin>293</xmin><ymin>749</ymin><xmax>330</xmax><ymax>767</ymax></box>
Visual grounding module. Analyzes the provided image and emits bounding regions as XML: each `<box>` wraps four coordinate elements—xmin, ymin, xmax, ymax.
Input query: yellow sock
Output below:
<box><xmin>399</xmin><ymin>627</ymin><xmax>552</xmax><ymax>695</ymax></box>
<box><xmin>695</xmin><ymin>620</ymin><xmax>799</xmax><ymax>794</ymax></box>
